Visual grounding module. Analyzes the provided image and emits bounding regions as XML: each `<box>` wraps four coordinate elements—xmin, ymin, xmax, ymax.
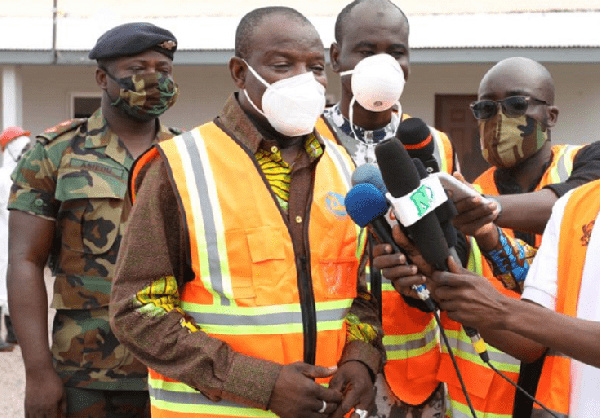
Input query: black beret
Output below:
<box><xmin>89</xmin><ymin>22</ymin><xmax>177</xmax><ymax>61</ymax></box>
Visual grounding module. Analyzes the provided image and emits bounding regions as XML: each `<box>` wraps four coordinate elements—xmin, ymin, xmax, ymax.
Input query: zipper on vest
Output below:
<box><xmin>298</xmin><ymin>255</ymin><xmax>317</xmax><ymax>365</ymax></box>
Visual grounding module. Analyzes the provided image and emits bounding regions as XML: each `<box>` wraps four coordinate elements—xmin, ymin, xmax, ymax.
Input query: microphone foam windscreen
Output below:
<box><xmin>351</xmin><ymin>163</ymin><xmax>388</xmax><ymax>195</ymax></box>
<box><xmin>397</xmin><ymin>117</ymin><xmax>434</xmax><ymax>160</ymax></box>
<box><xmin>345</xmin><ymin>183</ymin><xmax>389</xmax><ymax>228</ymax></box>
<box><xmin>375</xmin><ymin>138</ymin><xmax>420</xmax><ymax>197</ymax></box>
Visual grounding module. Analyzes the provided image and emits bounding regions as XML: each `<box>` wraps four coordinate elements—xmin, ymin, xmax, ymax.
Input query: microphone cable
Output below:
<box><xmin>415</xmin><ymin>285</ymin><xmax>559</xmax><ymax>418</ymax></box>
<box><xmin>431</xmin><ymin>308</ymin><xmax>479</xmax><ymax>418</ymax></box>
<box><xmin>484</xmin><ymin>360</ymin><xmax>559</xmax><ymax>418</ymax></box>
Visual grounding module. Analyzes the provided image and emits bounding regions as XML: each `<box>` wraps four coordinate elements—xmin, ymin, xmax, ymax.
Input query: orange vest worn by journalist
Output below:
<box><xmin>317</xmin><ymin>115</ymin><xmax>455</xmax><ymax>406</ymax></box>
<box><xmin>439</xmin><ymin>144</ymin><xmax>582</xmax><ymax>418</ymax></box>
<box><xmin>133</xmin><ymin>122</ymin><xmax>364</xmax><ymax>417</ymax></box>
<box><xmin>533</xmin><ymin>178</ymin><xmax>600</xmax><ymax>417</ymax></box>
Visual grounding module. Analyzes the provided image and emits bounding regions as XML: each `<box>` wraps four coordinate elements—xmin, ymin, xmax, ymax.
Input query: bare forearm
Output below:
<box><xmin>7</xmin><ymin>262</ymin><xmax>53</xmax><ymax>371</ymax></box>
<box><xmin>504</xmin><ymin>299</ymin><xmax>600</xmax><ymax>368</ymax></box>
<box><xmin>495</xmin><ymin>189</ymin><xmax>557</xmax><ymax>234</ymax></box>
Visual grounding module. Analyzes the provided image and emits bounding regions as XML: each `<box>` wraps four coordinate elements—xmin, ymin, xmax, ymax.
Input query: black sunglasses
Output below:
<box><xmin>470</xmin><ymin>96</ymin><xmax>549</xmax><ymax>120</ymax></box>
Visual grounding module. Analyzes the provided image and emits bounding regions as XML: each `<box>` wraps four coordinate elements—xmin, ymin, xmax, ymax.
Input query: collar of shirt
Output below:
<box><xmin>324</xmin><ymin>103</ymin><xmax>399</xmax><ymax>144</ymax></box>
<box><xmin>84</xmin><ymin>108</ymin><xmax>172</xmax><ymax>166</ymax></box>
<box><xmin>217</xmin><ymin>93</ymin><xmax>325</xmax><ymax>163</ymax></box>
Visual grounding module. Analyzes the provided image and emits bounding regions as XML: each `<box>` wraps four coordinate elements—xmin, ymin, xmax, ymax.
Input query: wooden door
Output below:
<box><xmin>435</xmin><ymin>94</ymin><xmax>490</xmax><ymax>182</ymax></box>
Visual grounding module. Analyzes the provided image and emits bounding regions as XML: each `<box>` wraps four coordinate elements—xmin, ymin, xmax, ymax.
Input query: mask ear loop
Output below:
<box><xmin>348</xmin><ymin>96</ymin><xmax>361</xmax><ymax>141</ymax></box>
<box><xmin>242</xmin><ymin>88</ymin><xmax>266</xmax><ymax>117</ymax></box>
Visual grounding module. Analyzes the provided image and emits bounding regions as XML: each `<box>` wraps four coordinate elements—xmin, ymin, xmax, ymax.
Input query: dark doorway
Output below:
<box><xmin>435</xmin><ymin>94</ymin><xmax>490</xmax><ymax>182</ymax></box>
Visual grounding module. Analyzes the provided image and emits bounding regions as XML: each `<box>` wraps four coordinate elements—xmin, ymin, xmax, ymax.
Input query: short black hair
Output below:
<box><xmin>334</xmin><ymin>0</ymin><xmax>409</xmax><ymax>44</ymax></box>
<box><xmin>235</xmin><ymin>6</ymin><xmax>313</xmax><ymax>58</ymax></box>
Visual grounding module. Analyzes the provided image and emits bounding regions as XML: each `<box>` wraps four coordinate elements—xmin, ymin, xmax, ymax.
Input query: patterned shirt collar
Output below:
<box><xmin>324</xmin><ymin>103</ymin><xmax>399</xmax><ymax>144</ymax></box>
<box><xmin>323</xmin><ymin>102</ymin><xmax>400</xmax><ymax>165</ymax></box>
<box><xmin>217</xmin><ymin>93</ymin><xmax>325</xmax><ymax>162</ymax></box>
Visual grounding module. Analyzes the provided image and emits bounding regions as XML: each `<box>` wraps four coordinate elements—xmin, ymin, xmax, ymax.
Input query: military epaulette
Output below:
<box><xmin>37</xmin><ymin>118</ymin><xmax>87</xmax><ymax>144</ymax></box>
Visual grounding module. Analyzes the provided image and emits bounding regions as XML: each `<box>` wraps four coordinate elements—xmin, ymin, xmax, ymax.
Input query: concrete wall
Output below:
<box><xmin>6</xmin><ymin>62</ymin><xmax>600</xmax><ymax>147</ymax></box>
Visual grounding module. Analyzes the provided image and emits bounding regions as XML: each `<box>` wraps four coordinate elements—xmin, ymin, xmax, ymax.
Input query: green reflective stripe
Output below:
<box><xmin>323</xmin><ymin>138</ymin><xmax>353</xmax><ymax>188</ymax></box>
<box><xmin>431</xmin><ymin>128</ymin><xmax>448</xmax><ymax>173</ymax></box>
<box><xmin>181</xmin><ymin>299</ymin><xmax>352</xmax><ymax>335</ymax></box>
<box><xmin>548</xmin><ymin>146</ymin><xmax>568</xmax><ymax>184</ymax></box>
<box><xmin>448</xmin><ymin>398</ymin><xmax>511</xmax><ymax>418</ymax></box>
<box><xmin>381</xmin><ymin>282</ymin><xmax>395</xmax><ymax>291</ymax></box>
<box><xmin>356</xmin><ymin>227</ymin><xmax>367</xmax><ymax>261</ymax></box>
<box><xmin>150</xmin><ymin>395</ymin><xmax>275</xmax><ymax>417</ymax></box>
<box><xmin>442</xmin><ymin>329</ymin><xmax>520</xmax><ymax>373</ymax></box>
<box><xmin>467</xmin><ymin>237</ymin><xmax>484</xmax><ymax>275</ymax></box>
<box><xmin>383</xmin><ymin>317</ymin><xmax>438</xmax><ymax>360</ymax></box>
<box><xmin>552</xmin><ymin>145</ymin><xmax>579</xmax><ymax>183</ymax></box>
<box><xmin>174</xmin><ymin>131</ymin><xmax>232</xmax><ymax>306</ymax></box>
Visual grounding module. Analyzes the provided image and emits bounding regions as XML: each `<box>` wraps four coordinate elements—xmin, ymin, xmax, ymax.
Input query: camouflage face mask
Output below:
<box><xmin>479</xmin><ymin>113</ymin><xmax>548</xmax><ymax>168</ymax></box>
<box><xmin>107</xmin><ymin>72</ymin><xmax>179</xmax><ymax>121</ymax></box>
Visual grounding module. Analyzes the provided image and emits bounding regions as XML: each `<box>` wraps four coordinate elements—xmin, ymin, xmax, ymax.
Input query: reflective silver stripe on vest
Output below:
<box><xmin>150</xmin><ymin>387</ymin><xmax>241</xmax><ymax>407</ymax></box>
<box><xmin>445</xmin><ymin>334</ymin><xmax>521</xmax><ymax>367</ymax></box>
<box><xmin>323</xmin><ymin>138</ymin><xmax>353</xmax><ymax>189</ymax></box>
<box><xmin>182</xmin><ymin>302</ymin><xmax>351</xmax><ymax>328</ymax></box>
<box><xmin>178</xmin><ymin>131</ymin><xmax>231</xmax><ymax>306</ymax></box>
<box><xmin>149</xmin><ymin>386</ymin><xmax>277</xmax><ymax>417</ymax></box>
<box><xmin>554</xmin><ymin>145</ymin><xmax>580</xmax><ymax>182</ymax></box>
<box><xmin>430</xmin><ymin>127</ymin><xmax>446</xmax><ymax>173</ymax></box>
<box><xmin>384</xmin><ymin>329</ymin><xmax>437</xmax><ymax>353</ymax></box>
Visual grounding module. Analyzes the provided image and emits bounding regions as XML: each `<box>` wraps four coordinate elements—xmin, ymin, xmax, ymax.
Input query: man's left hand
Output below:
<box><xmin>328</xmin><ymin>361</ymin><xmax>374</xmax><ymax>418</ymax></box>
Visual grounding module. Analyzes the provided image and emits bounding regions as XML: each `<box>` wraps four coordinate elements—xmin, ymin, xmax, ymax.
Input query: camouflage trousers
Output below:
<box><xmin>51</xmin><ymin>308</ymin><xmax>147</xmax><ymax>390</ymax></box>
<box><xmin>64</xmin><ymin>387</ymin><xmax>150</xmax><ymax>417</ymax></box>
<box><xmin>369</xmin><ymin>374</ymin><xmax>445</xmax><ymax>418</ymax></box>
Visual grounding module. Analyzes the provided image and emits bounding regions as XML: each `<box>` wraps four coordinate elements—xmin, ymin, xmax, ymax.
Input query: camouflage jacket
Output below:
<box><xmin>10</xmin><ymin>108</ymin><xmax>180</xmax><ymax>310</ymax></box>
<box><xmin>8</xmin><ymin>109</ymin><xmax>180</xmax><ymax>390</ymax></box>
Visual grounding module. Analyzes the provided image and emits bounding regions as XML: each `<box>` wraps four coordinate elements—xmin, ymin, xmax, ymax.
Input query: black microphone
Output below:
<box><xmin>412</xmin><ymin>158</ymin><xmax>458</xmax><ymax>249</ymax></box>
<box><xmin>345</xmin><ymin>183</ymin><xmax>436</xmax><ymax>311</ymax></box>
<box><xmin>375</xmin><ymin>134</ymin><xmax>489</xmax><ymax>362</ymax></box>
<box><xmin>399</xmin><ymin>117</ymin><xmax>439</xmax><ymax>174</ymax></box>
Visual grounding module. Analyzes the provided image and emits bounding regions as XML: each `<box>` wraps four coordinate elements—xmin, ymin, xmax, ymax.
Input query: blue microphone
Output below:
<box><xmin>351</xmin><ymin>163</ymin><xmax>388</xmax><ymax>196</ymax></box>
<box><xmin>345</xmin><ymin>183</ymin><xmax>435</xmax><ymax>311</ymax></box>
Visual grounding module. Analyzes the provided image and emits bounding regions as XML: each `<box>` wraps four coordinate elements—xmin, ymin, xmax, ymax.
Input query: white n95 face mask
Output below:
<box><xmin>341</xmin><ymin>53</ymin><xmax>405</xmax><ymax>112</ymax></box>
<box><xmin>243</xmin><ymin>63</ymin><xmax>326</xmax><ymax>137</ymax></box>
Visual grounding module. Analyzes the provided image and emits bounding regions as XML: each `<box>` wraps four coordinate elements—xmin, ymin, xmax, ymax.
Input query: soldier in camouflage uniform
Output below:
<box><xmin>7</xmin><ymin>22</ymin><xmax>181</xmax><ymax>417</ymax></box>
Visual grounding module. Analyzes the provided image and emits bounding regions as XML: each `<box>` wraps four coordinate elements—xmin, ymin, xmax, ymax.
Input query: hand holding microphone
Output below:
<box><xmin>375</xmin><ymin>119</ymin><xmax>489</xmax><ymax>362</ymax></box>
<box><xmin>345</xmin><ymin>181</ymin><xmax>435</xmax><ymax>310</ymax></box>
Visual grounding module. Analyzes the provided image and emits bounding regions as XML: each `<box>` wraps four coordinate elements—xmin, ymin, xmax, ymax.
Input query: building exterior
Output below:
<box><xmin>1</xmin><ymin>0</ymin><xmax>600</xmax><ymax>178</ymax></box>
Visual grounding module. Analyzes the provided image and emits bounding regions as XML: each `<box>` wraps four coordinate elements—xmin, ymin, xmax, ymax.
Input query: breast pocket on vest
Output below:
<box><xmin>56</xmin><ymin>167</ymin><xmax>126</xmax><ymax>256</ymax></box>
<box><xmin>248</xmin><ymin>226</ymin><xmax>297</xmax><ymax>305</ymax></box>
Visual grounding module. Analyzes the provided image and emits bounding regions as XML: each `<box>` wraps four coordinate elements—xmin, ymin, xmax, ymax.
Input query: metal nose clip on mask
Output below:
<box><xmin>243</xmin><ymin>63</ymin><xmax>326</xmax><ymax>137</ymax></box>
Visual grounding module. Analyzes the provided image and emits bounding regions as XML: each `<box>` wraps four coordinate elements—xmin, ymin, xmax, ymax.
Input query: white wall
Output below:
<box><xmin>13</xmin><ymin>62</ymin><xmax>600</xmax><ymax>147</ymax></box>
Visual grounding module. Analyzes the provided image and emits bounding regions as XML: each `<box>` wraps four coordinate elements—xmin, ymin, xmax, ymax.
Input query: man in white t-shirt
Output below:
<box><xmin>0</xmin><ymin>126</ymin><xmax>31</xmax><ymax>350</ymax></box>
<box><xmin>428</xmin><ymin>179</ymin><xmax>600</xmax><ymax>417</ymax></box>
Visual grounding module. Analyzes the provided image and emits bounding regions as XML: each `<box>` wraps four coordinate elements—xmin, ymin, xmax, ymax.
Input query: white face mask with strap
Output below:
<box><xmin>242</xmin><ymin>62</ymin><xmax>326</xmax><ymax>137</ymax></box>
<box><xmin>340</xmin><ymin>53</ymin><xmax>405</xmax><ymax>140</ymax></box>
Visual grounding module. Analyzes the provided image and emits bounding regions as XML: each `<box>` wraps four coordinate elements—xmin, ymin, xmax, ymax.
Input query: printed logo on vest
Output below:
<box><xmin>581</xmin><ymin>220</ymin><xmax>595</xmax><ymax>246</ymax></box>
<box><xmin>326</xmin><ymin>192</ymin><xmax>347</xmax><ymax>217</ymax></box>
<box><xmin>410</xmin><ymin>185</ymin><xmax>434</xmax><ymax>217</ymax></box>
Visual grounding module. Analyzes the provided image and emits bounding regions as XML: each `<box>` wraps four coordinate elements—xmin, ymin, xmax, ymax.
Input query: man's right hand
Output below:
<box><xmin>25</xmin><ymin>367</ymin><xmax>66</xmax><ymax>418</ymax></box>
<box><xmin>269</xmin><ymin>362</ymin><xmax>343</xmax><ymax>418</ymax></box>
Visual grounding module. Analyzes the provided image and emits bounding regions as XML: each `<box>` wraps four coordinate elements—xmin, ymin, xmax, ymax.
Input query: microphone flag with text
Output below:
<box><xmin>375</xmin><ymin>120</ymin><xmax>489</xmax><ymax>362</ymax></box>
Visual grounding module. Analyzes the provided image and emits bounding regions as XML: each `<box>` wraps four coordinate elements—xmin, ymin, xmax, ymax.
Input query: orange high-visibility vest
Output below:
<box><xmin>139</xmin><ymin>123</ymin><xmax>364</xmax><ymax>417</ymax></box>
<box><xmin>439</xmin><ymin>144</ymin><xmax>582</xmax><ymax>418</ymax></box>
<box><xmin>533</xmin><ymin>179</ymin><xmax>600</xmax><ymax>417</ymax></box>
<box><xmin>316</xmin><ymin>115</ymin><xmax>454</xmax><ymax>405</ymax></box>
